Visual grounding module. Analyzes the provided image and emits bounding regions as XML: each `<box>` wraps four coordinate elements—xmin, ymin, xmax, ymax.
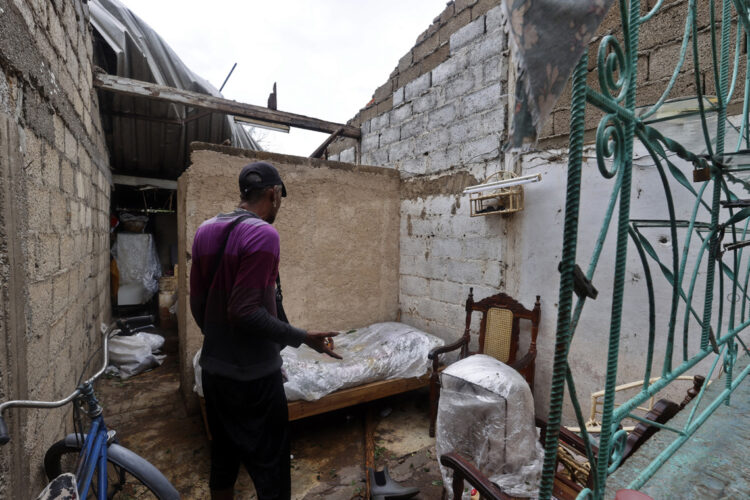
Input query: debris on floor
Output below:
<box><xmin>96</xmin><ymin>352</ymin><xmax>446</xmax><ymax>499</ymax></box>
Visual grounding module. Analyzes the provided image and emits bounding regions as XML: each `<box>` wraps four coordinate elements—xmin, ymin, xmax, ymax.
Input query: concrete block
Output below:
<box><xmin>401</xmin><ymin>117</ymin><xmax>425</xmax><ymax>140</ymax></box>
<box><xmin>27</xmin><ymin>184</ymin><xmax>51</xmax><ymax>232</ymax></box>
<box><xmin>60</xmin><ymin>233</ymin><xmax>75</xmax><ymax>269</ymax></box>
<box><xmin>339</xmin><ymin>147</ymin><xmax>355</xmax><ymax>163</ymax></box>
<box><xmin>399</xmin><ymin>157</ymin><xmax>428</xmax><ymax>177</ymax></box>
<box><xmin>75</xmin><ymin>171</ymin><xmax>85</xmax><ymax>199</ymax></box>
<box><xmin>482</xmin><ymin>260</ymin><xmax>503</xmax><ymax>287</ymax></box>
<box><xmin>370</xmin><ymin>113</ymin><xmax>390</xmax><ymax>133</ymax></box>
<box><xmin>405</xmin><ymin>72</ymin><xmax>432</xmax><ymax>101</ymax></box>
<box><xmin>388</xmin><ymin>137</ymin><xmax>415</xmax><ymax>162</ymax></box>
<box><xmin>400</xmin><ymin>236</ymin><xmax>428</xmax><ymax>257</ymax></box>
<box><xmin>429</xmin><ymin>279</ymin><xmax>466</xmax><ymax>304</ymax></box>
<box><xmin>53</xmin><ymin>114</ymin><xmax>65</xmax><ymax>152</ymax></box>
<box><xmin>444</xmin><ymin>258</ymin><xmax>484</xmax><ymax>284</ymax></box>
<box><xmin>60</xmin><ymin>159</ymin><xmax>74</xmax><ymax>194</ymax></box>
<box><xmin>431</xmin><ymin>238</ymin><xmax>463</xmax><ymax>258</ymax></box>
<box><xmin>380</xmin><ymin>126</ymin><xmax>401</xmax><ymax>146</ymax></box>
<box><xmin>429</xmin><ymin>103</ymin><xmax>457</xmax><ymax>127</ymax></box>
<box><xmin>482</xmin><ymin>55</ymin><xmax>503</xmax><ymax>85</ymax></box>
<box><xmin>450</xmin><ymin>15</ymin><xmax>485</xmax><ymax>55</ymax></box>
<box><xmin>368</xmin><ymin>147</ymin><xmax>389</xmax><ymax>167</ymax></box>
<box><xmin>432</xmin><ymin>52</ymin><xmax>468</xmax><ymax>84</ymax></box>
<box><xmin>485</xmin><ymin>5</ymin><xmax>506</xmax><ymax>31</ymax></box>
<box><xmin>50</xmin><ymin>191</ymin><xmax>68</xmax><ymax>231</ymax></box>
<box><xmin>416</xmin><ymin>128</ymin><xmax>450</xmax><ymax>155</ymax></box>
<box><xmin>400</xmin><ymin>274</ymin><xmax>430</xmax><ymax>297</ymax></box>
<box><xmin>393</xmin><ymin>86</ymin><xmax>405</xmax><ymax>107</ymax></box>
<box><xmin>64</xmin><ymin>127</ymin><xmax>77</xmax><ymax>162</ymax></box>
<box><xmin>444</xmin><ymin>71</ymin><xmax>476</xmax><ymax>100</ymax></box>
<box><xmin>361</xmin><ymin>132</ymin><xmax>379</xmax><ymax>151</ymax></box>
<box><xmin>468</xmin><ymin>29</ymin><xmax>505</xmax><ymax>66</ymax></box>
<box><xmin>413</xmin><ymin>91</ymin><xmax>438</xmax><ymax>114</ymax></box>
<box><xmin>461</xmin><ymin>83</ymin><xmax>502</xmax><ymax>118</ymax></box>
<box><xmin>391</xmin><ymin>102</ymin><xmax>413</xmax><ymax>124</ymax></box>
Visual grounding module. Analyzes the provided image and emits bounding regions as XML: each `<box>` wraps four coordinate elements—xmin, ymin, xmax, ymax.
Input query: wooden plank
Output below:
<box><xmin>310</xmin><ymin>127</ymin><xmax>344</xmax><ymax>158</ymax></box>
<box><xmin>287</xmin><ymin>373</ymin><xmax>432</xmax><ymax>421</ymax></box>
<box><xmin>112</xmin><ymin>174</ymin><xmax>177</xmax><ymax>190</ymax></box>
<box><xmin>93</xmin><ymin>71</ymin><xmax>361</xmax><ymax>139</ymax></box>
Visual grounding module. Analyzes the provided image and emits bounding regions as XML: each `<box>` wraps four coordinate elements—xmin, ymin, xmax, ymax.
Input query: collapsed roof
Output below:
<box><xmin>89</xmin><ymin>0</ymin><xmax>260</xmax><ymax>180</ymax></box>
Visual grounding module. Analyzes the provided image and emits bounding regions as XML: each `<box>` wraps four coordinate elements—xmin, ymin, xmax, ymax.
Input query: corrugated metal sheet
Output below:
<box><xmin>89</xmin><ymin>0</ymin><xmax>259</xmax><ymax>180</ymax></box>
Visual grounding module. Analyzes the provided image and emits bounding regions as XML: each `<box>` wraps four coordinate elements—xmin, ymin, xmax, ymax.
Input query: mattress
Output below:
<box><xmin>193</xmin><ymin>322</ymin><xmax>444</xmax><ymax>402</ymax></box>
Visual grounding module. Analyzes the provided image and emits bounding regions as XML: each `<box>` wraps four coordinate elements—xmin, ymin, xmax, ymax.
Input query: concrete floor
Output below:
<box><xmin>97</xmin><ymin>352</ymin><xmax>446</xmax><ymax>499</ymax></box>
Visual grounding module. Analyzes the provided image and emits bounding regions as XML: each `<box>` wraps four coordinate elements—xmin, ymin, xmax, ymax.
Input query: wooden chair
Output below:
<box><xmin>428</xmin><ymin>289</ymin><xmax>541</xmax><ymax>436</ymax></box>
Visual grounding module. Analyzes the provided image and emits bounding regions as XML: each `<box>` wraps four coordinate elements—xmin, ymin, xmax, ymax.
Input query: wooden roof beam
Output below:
<box><xmin>93</xmin><ymin>70</ymin><xmax>361</xmax><ymax>139</ymax></box>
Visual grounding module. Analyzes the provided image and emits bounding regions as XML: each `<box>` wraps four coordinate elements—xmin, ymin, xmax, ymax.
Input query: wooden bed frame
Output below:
<box><xmin>199</xmin><ymin>370</ymin><xmax>435</xmax><ymax>439</ymax></box>
<box><xmin>287</xmin><ymin>371</ymin><xmax>433</xmax><ymax>421</ymax></box>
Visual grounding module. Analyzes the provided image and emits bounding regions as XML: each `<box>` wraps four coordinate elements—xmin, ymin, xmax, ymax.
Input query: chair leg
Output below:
<box><xmin>429</xmin><ymin>371</ymin><xmax>440</xmax><ymax>437</ymax></box>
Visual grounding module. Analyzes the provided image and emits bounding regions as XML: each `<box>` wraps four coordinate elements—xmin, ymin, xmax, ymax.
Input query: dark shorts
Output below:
<box><xmin>202</xmin><ymin>369</ymin><xmax>291</xmax><ymax>500</ymax></box>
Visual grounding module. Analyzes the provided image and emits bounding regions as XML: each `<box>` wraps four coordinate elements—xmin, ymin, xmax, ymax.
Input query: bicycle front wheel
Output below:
<box><xmin>44</xmin><ymin>435</ymin><xmax>179</xmax><ymax>499</ymax></box>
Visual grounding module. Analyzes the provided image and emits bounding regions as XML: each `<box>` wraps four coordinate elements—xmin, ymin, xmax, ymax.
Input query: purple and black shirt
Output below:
<box><xmin>190</xmin><ymin>209</ymin><xmax>307</xmax><ymax>381</ymax></box>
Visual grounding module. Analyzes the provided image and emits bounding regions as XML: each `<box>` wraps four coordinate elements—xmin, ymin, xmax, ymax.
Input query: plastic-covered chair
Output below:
<box><xmin>428</xmin><ymin>289</ymin><xmax>541</xmax><ymax>436</ymax></box>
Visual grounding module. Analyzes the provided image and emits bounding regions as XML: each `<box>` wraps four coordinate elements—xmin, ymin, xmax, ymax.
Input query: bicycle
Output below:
<box><xmin>0</xmin><ymin>316</ymin><xmax>180</xmax><ymax>499</ymax></box>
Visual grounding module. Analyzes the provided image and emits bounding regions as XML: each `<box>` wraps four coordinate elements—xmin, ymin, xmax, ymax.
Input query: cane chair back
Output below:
<box><xmin>483</xmin><ymin>307</ymin><xmax>515</xmax><ymax>363</ymax></box>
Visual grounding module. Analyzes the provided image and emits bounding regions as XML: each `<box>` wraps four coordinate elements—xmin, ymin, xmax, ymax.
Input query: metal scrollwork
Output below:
<box><xmin>576</xmin><ymin>488</ymin><xmax>595</xmax><ymax>500</ymax></box>
<box><xmin>607</xmin><ymin>429</ymin><xmax>629</xmax><ymax>474</ymax></box>
<box><xmin>596</xmin><ymin>114</ymin><xmax>626</xmax><ymax>179</ymax></box>
<box><xmin>598</xmin><ymin>35</ymin><xmax>629</xmax><ymax>103</ymax></box>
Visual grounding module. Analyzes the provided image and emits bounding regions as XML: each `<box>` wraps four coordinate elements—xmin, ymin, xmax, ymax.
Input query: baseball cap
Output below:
<box><xmin>238</xmin><ymin>161</ymin><xmax>287</xmax><ymax>197</ymax></box>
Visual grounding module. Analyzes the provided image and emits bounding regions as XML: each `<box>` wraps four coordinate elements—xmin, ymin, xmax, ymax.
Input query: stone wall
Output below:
<box><xmin>0</xmin><ymin>1</ymin><xmax>110</xmax><ymax>496</ymax></box>
<box><xmin>177</xmin><ymin>145</ymin><xmax>400</xmax><ymax>408</ymax></box>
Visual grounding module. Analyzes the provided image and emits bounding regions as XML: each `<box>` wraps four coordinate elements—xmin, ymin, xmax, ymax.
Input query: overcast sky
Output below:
<box><xmin>121</xmin><ymin>0</ymin><xmax>448</xmax><ymax>156</ymax></box>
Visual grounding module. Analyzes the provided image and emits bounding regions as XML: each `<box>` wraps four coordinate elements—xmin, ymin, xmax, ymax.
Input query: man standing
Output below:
<box><xmin>190</xmin><ymin>161</ymin><xmax>341</xmax><ymax>500</ymax></box>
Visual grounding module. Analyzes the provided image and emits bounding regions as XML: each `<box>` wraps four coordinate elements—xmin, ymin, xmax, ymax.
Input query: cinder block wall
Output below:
<box><xmin>540</xmin><ymin>0</ymin><xmax>746</xmax><ymax>145</ymax></box>
<box><xmin>324</xmin><ymin>0</ymin><xmax>720</xmax><ymax>419</ymax></box>
<box><xmin>328</xmin><ymin>1</ymin><xmax>511</xmax><ymax>344</ymax></box>
<box><xmin>0</xmin><ymin>1</ymin><xmax>110</xmax><ymax>496</ymax></box>
<box><xmin>177</xmin><ymin>145</ymin><xmax>400</xmax><ymax>409</ymax></box>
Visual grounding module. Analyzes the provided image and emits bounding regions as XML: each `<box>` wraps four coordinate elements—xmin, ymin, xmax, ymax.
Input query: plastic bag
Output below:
<box><xmin>107</xmin><ymin>332</ymin><xmax>165</xmax><ymax>379</ymax></box>
<box><xmin>435</xmin><ymin>355</ymin><xmax>543</xmax><ymax>499</ymax></box>
<box><xmin>281</xmin><ymin>322</ymin><xmax>444</xmax><ymax>401</ymax></box>
<box><xmin>113</xmin><ymin>233</ymin><xmax>162</xmax><ymax>302</ymax></box>
<box><xmin>193</xmin><ymin>349</ymin><xmax>203</xmax><ymax>397</ymax></box>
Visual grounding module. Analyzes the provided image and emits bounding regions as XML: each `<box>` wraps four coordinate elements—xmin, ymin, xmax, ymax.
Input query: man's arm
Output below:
<box><xmin>227</xmin><ymin>227</ymin><xmax>307</xmax><ymax>347</ymax></box>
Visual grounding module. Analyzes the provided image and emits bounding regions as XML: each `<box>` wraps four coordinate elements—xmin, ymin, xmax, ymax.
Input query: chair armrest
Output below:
<box><xmin>428</xmin><ymin>337</ymin><xmax>468</xmax><ymax>360</ymax></box>
<box><xmin>509</xmin><ymin>350</ymin><xmax>536</xmax><ymax>371</ymax></box>
<box><xmin>439</xmin><ymin>452</ymin><xmax>512</xmax><ymax>500</ymax></box>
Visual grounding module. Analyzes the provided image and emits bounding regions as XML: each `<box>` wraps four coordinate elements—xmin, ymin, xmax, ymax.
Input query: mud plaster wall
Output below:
<box><xmin>177</xmin><ymin>145</ymin><xmax>400</xmax><ymax>408</ymax></box>
<box><xmin>0</xmin><ymin>0</ymin><xmax>111</xmax><ymax>496</ymax></box>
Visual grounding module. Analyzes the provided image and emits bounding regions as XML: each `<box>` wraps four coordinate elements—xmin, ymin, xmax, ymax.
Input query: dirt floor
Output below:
<box><xmin>97</xmin><ymin>347</ymin><xmax>446</xmax><ymax>499</ymax></box>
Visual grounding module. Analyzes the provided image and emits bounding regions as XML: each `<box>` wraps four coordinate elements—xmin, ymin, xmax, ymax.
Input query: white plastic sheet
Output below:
<box><xmin>193</xmin><ymin>322</ymin><xmax>444</xmax><ymax>401</ymax></box>
<box><xmin>281</xmin><ymin>322</ymin><xmax>444</xmax><ymax>401</ymax></box>
<box><xmin>435</xmin><ymin>354</ymin><xmax>543</xmax><ymax>499</ymax></box>
<box><xmin>113</xmin><ymin>233</ymin><xmax>162</xmax><ymax>303</ymax></box>
<box><xmin>107</xmin><ymin>332</ymin><xmax>165</xmax><ymax>379</ymax></box>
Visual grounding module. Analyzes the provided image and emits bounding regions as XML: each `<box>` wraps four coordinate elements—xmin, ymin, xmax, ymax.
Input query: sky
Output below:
<box><xmin>120</xmin><ymin>0</ymin><xmax>449</xmax><ymax>156</ymax></box>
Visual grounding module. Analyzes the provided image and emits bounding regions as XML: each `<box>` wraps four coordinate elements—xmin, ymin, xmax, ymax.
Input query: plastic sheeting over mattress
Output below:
<box><xmin>282</xmin><ymin>322</ymin><xmax>444</xmax><ymax>401</ymax></box>
<box><xmin>435</xmin><ymin>355</ymin><xmax>543</xmax><ymax>499</ymax></box>
<box><xmin>193</xmin><ymin>322</ymin><xmax>443</xmax><ymax>401</ymax></box>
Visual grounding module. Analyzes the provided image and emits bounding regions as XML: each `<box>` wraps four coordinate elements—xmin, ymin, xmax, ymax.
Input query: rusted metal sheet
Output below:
<box><xmin>93</xmin><ymin>72</ymin><xmax>361</xmax><ymax>139</ymax></box>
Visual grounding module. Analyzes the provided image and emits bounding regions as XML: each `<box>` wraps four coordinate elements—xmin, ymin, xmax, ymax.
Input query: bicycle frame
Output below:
<box><xmin>74</xmin><ymin>415</ymin><xmax>111</xmax><ymax>499</ymax></box>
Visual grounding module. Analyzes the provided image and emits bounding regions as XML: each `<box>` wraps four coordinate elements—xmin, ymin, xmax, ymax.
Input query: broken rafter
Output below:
<box><xmin>93</xmin><ymin>70</ymin><xmax>361</xmax><ymax>139</ymax></box>
<box><xmin>309</xmin><ymin>127</ymin><xmax>345</xmax><ymax>159</ymax></box>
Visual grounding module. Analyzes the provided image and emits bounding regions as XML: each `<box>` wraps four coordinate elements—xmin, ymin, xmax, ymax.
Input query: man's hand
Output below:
<box><xmin>303</xmin><ymin>331</ymin><xmax>342</xmax><ymax>359</ymax></box>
